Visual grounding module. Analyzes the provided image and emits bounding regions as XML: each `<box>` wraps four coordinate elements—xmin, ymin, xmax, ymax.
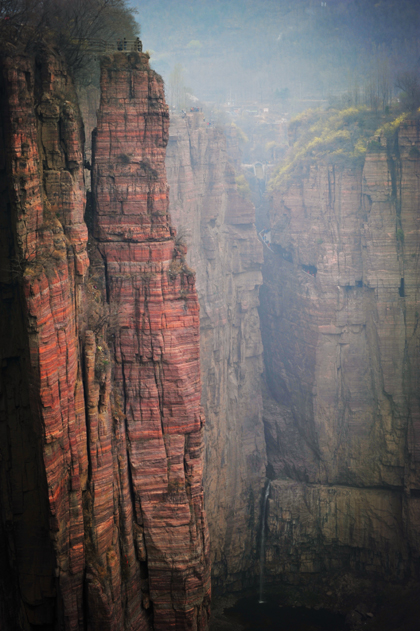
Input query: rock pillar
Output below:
<box><xmin>92</xmin><ymin>53</ymin><xmax>211</xmax><ymax>630</ymax></box>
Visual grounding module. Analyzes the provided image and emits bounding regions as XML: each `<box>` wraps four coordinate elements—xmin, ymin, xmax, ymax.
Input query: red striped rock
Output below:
<box><xmin>1</xmin><ymin>45</ymin><xmax>209</xmax><ymax>630</ymax></box>
<box><xmin>0</xmin><ymin>48</ymin><xmax>88</xmax><ymax>628</ymax></box>
<box><xmin>92</xmin><ymin>53</ymin><xmax>211</xmax><ymax>630</ymax></box>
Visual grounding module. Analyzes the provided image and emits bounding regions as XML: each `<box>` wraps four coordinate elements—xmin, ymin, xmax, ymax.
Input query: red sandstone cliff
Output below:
<box><xmin>166</xmin><ymin>114</ymin><xmax>266</xmax><ymax>594</ymax></box>
<box><xmin>0</xmin><ymin>44</ymin><xmax>89</xmax><ymax>629</ymax></box>
<box><xmin>260</xmin><ymin>119</ymin><xmax>420</xmax><ymax>587</ymax></box>
<box><xmin>91</xmin><ymin>53</ymin><xmax>210</xmax><ymax>630</ymax></box>
<box><xmin>0</xmin><ymin>46</ymin><xmax>210</xmax><ymax>631</ymax></box>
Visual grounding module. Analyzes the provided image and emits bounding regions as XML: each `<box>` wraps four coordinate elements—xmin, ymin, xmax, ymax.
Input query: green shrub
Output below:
<box><xmin>269</xmin><ymin>106</ymin><xmax>379</xmax><ymax>189</ymax></box>
<box><xmin>269</xmin><ymin>106</ymin><xmax>409</xmax><ymax>191</ymax></box>
<box><xmin>231</xmin><ymin>123</ymin><xmax>248</xmax><ymax>144</ymax></box>
<box><xmin>367</xmin><ymin>139</ymin><xmax>383</xmax><ymax>152</ymax></box>
<box><xmin>375</xmin><ymin>113</ymin><xmax>408</xmax><ymax>139</ymax></box>
<box><xmin>95</xmin><ymin>343</ymin><xmax>111</xmax><ymax>381</ymax></box>
<box><xmin>235</xmin><ymin>174</ymin><xmax>251</xmax><ymax>200</ymax></box>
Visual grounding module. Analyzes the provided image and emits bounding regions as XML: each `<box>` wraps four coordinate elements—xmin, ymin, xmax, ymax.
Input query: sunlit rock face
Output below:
<box><xmin>260</xmin><ymin>123</ymin><xmax>420</xmax><ymax>582</ymax></box>
<box><xmin>0</xmin><ymin>47</ymin><xmax>210</xmax><ymax>631</ymax></box>
<box><xmin>92</xmin><ymin>53</ymin><xmax>210</xmax><ymax>630</ymax></box>
<box><xmin>166</xmin><ymin>114</ymin><xmax>267</xmax><ymax>594</ymax></box>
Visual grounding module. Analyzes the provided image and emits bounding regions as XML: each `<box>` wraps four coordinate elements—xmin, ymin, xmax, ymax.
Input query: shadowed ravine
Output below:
<box><xmin>222</xmin><ymin>598</ymin><xmax>346</xmax><ymax>631</ymax></box>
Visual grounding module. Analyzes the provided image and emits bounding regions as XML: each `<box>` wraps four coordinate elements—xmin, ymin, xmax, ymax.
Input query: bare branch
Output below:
<box><xmin>1</xmin><ymin>0</ymin><xmax>139</xmax><ymax>79</ymax></box>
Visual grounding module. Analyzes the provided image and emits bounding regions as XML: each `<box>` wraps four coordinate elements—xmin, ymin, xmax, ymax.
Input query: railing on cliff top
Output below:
<box><xmin>70</xmin><ymin>38</ymin><xmax>143</xmax><ymax>54</ymax></box>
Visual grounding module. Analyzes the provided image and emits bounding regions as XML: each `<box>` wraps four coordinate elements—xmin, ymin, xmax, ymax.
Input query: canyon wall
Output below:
<box><xmin>166</xmin><ymin>114</ymin><xmax>267</xmax><ymax>594</ymax></box>
<box><xmin>0</xmin><ymin>44</ymin><xmax>89</xmax><ymax>629</ymax></box>
<box><xmin>260</xmin><ymin>121</ymin><xmax>420</xmax><ymax>585</ymax></box>
<box><xmin>91</xmin><ymin>52</ymin><xmax>210</xmax><ymax>630</ymax></box>
<box><xmin>0</xmin><ymin>45</ymin><xmax>210</xmax><ymax>631</ymax></box>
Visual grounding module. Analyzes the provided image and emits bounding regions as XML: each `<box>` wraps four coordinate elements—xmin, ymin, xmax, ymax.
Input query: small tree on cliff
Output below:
<box><xmin>42</xmin><ymin>0</ymin><xmax>138</xmax><ymax>73</ymax></box>
<box><xmin>0</xmin><ymin>0</ymin><xmax>43</xmax><ymax>37</ymax></box>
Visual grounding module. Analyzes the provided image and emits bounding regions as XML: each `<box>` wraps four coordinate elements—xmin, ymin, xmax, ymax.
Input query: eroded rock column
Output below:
<box><xmin>92</xmin><ymin>53</ymin><xmax>211</xmax><ymax>630</ymax></box>
<box><xmin>0</xmin><ymin>45</ymin><xmax>90</xmax><ymax>629</ymax></box>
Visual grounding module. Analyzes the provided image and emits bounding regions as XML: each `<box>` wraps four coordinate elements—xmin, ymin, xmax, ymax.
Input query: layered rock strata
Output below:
<box><xmin>92</xmin><ymin>53</ymin><xmax>210</xmax><ymax>629</ymax></box>
<box><xmin>166</xmin><ymin>114</ymin><xmax>266</xmax><ymax>593</ymax></box>
<box><xmin>260</xmin><ymin>122</ymin><xmax>420</xmax><ymax>583</ymax></box>
<box><xmin>0</xmin><ymin>46</ymin><xmax>210</xmax><ymax>631</ymax></box>
<box><xmin>0</xmin><ymin>46</ymin><xmax>89</xmax><ymax>629</ymax></box>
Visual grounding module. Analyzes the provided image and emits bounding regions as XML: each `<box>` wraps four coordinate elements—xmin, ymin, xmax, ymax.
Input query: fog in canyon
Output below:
<box><xmin>0</xmin><ymin>1</ymin><xmax>419</xmax><ymax>631</ymax></box>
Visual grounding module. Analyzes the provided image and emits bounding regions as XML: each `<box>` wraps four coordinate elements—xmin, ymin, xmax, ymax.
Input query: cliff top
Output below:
<box><xmin>269</xmin><ymin>105</ymin><xmax>420</xmax><ymax>190</ymax></box>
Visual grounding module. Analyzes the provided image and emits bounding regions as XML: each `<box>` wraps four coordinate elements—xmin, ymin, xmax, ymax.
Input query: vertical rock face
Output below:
<box><xmin>92</xmin><ymin>54</ymin><xmax>210</xmax><ymax>630</ymax></box>
<box><xmin>1</xmin><ymin>47</ymin><xmax>210</xmax><ymax>631</ymax></box>
<box><xmin>0</xmin><ymin>46</ymin><xmax>89</xmax><ymax>628</ymax></box>
<box><xmin>166</xmin><ymin>114</ymin><xmax>266</xmax><ymax>593</ymax></box>
<box><xmin>260</xmin><ymin>123</ymin><xmax>420</xmax><ymax>582</ymax></box>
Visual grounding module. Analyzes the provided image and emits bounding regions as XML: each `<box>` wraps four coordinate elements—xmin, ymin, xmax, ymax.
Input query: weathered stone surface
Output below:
<box><xmin>267</xmin><ymin>480</ymin><xmax>406</xmax><ymax>576</ymax></box>
<box><xmin>92</xmin><ymin>53</ymin><xmax>211</xmax><ymax>630</ymax></box>
<box><xmin>0</xmin><ymin>46</ymin><xmax>210</xmax><ymax>631</ymax></box>
<box><xmin>166</xmin><ymin>114</ymin><xmax>267</xmax><ymax>594</ymax></box>
<box><xmin>260</xmin><ymin>122</ymin><xmax>420</xmax><ymax>582</ymax></box>
<box><xmin>0</xmin><ymin>47</ymin><xmax>88</xmax><ymax>629</ymax></box>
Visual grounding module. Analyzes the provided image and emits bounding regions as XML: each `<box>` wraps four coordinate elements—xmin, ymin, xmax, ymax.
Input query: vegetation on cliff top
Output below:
<box><xmin>235</xmin><ymin>174</ymin><xmax>252</xmax><ymax>201</ymax></box>
<box><xmin>269</xmin><ymin>105</ymin><xmax>414</xmax><ymax>191</ymax></box>
<box><xmin>0</xmin><ymin>0</ymin><xmax>138</xmax><ymax>83</ymax></box>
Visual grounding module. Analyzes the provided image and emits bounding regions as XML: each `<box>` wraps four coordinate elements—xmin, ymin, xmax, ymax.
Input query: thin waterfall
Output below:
<box><xmin>259</xmin><ymin>480</ymin><xmax>271</xmax><ymax>603</ymax></box>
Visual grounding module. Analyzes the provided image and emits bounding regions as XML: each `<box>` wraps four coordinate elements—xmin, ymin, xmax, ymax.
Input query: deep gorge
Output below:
<box><xmin>0</xmin><ymin>38</ymin><xmax>419</xmax><ymax>631</ymax></box>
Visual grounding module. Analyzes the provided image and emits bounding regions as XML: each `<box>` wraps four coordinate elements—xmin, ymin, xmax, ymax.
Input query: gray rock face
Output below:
<box><xmin>260</xmin><ymin>121</ymin><xmax>420</xmax><ymax>582</ymax></box>
<box><xmin>166</xmin><ymin>114</ymin><xmax>267</xmax><ymax>593</ymax></box>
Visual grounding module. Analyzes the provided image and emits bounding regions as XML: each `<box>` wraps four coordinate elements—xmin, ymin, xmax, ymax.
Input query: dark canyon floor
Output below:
<box><xmin>209</xmin><ymin>581</ymin><xmax>420</xmax><ymax>631</ymax></box>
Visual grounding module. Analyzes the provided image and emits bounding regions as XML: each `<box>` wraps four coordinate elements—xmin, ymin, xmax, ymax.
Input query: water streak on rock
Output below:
<box><xmin>259</xmin><ymin>481</ymin><xmax>270</xmax><ymax>603</ymax></box>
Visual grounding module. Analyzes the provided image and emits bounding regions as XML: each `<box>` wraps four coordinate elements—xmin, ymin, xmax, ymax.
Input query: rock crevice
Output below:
<box><xmin>166</xmin><ymin>113</ymin><xmax>267</xmax><ymax>594</ymax></box>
